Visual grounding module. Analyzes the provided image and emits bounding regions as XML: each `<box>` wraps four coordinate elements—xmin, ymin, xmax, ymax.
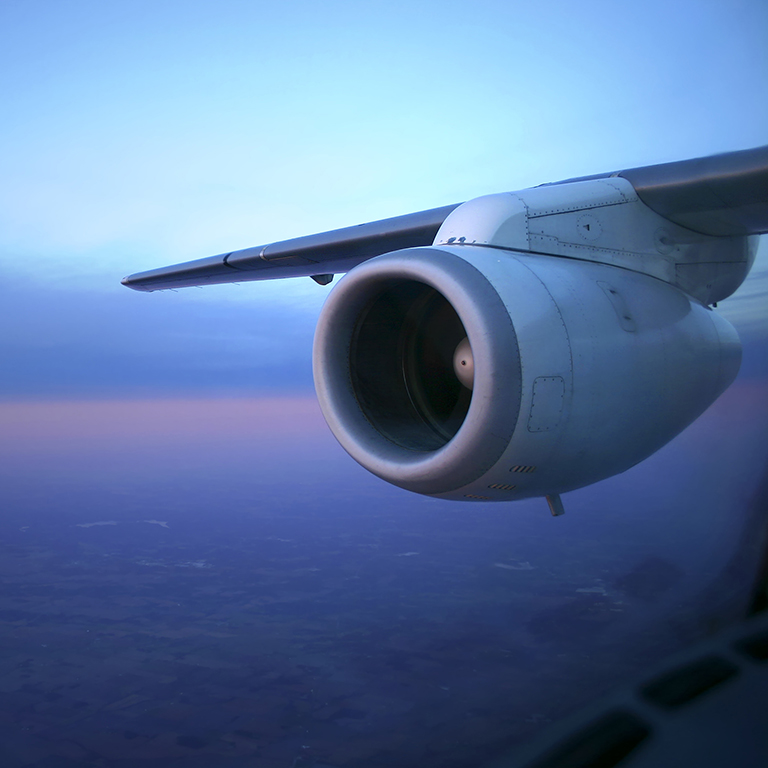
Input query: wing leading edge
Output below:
<box><xmin>122</xmin><ymin>146</ymin><xmax>768</xmax><ymax>292</ymax></box>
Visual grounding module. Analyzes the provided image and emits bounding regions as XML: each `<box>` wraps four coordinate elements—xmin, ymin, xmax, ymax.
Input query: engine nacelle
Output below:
<box><xmin>313</xmin><ymin>246</ymin><xmax>741</xmax><ymax>501</ymax></box>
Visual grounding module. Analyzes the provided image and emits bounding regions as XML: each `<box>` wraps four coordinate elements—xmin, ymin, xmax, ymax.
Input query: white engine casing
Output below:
<box><xmin>313</xmin><ymin>245</ymin><xmax>740</xmax><ymax>501</ymax></box>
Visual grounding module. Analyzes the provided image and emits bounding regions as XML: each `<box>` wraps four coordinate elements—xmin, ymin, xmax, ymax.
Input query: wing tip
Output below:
<box><xmin>121</xmin><ymin>274</ymin><xmax>153</xmax><ymax>292</ymax></box>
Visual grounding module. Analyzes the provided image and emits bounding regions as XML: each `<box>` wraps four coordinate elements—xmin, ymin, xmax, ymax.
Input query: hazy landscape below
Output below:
<box><xmin>1</xmin><ymin>377</ymin><xmax>766</xmax><ymax>768</ymax></box>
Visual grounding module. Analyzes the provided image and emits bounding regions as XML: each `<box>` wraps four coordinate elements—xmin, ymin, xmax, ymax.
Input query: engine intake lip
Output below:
<box><xmin>313</xmin><ymin>247</ymin><xmax>523</xmax><ymax>496</ymax></box>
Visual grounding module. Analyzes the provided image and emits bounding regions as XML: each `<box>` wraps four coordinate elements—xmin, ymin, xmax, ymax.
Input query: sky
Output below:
<box><xmin>1</xmin><ymin>0</ymin><xmax>767</xmax><ymax>401</ymax></box>
<box><xmin>0</xmin><ymin>0</ymin><xmax>767</xmax><ymax>404</ymax></box>
<box><xmin>0</xmin><ymin>0</ymin><xmax>766</xmax><ymax>518</ymax></box>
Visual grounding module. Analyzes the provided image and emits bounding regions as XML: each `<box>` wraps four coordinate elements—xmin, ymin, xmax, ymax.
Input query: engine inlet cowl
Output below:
<box><xmin>313</xmin><ymin>247</ymin><xmax>523</xmax><ymax>496</ymax></box>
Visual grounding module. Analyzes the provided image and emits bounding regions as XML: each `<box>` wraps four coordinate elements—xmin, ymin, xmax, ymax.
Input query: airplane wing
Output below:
<box><xmin>558</xmin><ymin>144</ymin><xmax>768</xmax><ymax>236</ymax></box>
<box><xmin>122</xmin><ymin>145</ymin><xmax>768</xmax><ymax>292</ymax></box>
<box><xmin>121</xmin><ymin>204</ymin><xmax>461</xmax><ymax>291</ymax></box>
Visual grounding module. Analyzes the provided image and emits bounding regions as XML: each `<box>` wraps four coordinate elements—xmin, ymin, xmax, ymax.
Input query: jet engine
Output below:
<box><xmin>313</xmin><ymin>245</ymin><xmax>741</xmax><ymax>502</ymax></box>
<box><xmin>121</xmin><ymin>146</ymin><xmax>767</xmax><ymax>505</ymax></box>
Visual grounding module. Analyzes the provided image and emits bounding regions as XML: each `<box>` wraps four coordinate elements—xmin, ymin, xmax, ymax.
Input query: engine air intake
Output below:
<box><xmin>350</xmin><ymin>281</ymin><xmax>472</xmax><ymax>451</ymax></box>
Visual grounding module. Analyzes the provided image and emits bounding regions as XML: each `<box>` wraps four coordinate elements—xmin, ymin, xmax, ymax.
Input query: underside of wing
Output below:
<box><xmin>568</xmin><ymin>144</ymin><xmax>768</xmax><ymax>237</ymax></box>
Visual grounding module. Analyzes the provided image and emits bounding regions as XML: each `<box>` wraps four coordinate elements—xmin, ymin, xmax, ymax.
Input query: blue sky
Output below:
<box><xmin>0</xmin><ymin>0</ymin><xmax>766</xmax><ymax>399</ymax></box>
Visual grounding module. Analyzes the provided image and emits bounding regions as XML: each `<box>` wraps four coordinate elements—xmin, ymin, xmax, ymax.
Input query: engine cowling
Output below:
<box><xmin>312</xmin><ymin>245</ymin><xmax>741</xmax><ymax>501</ymax></box>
